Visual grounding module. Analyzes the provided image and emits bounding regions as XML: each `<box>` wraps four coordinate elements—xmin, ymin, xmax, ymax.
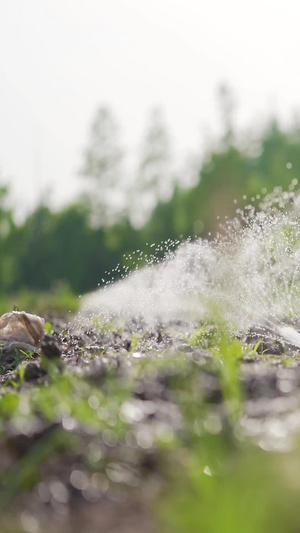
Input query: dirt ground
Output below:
<box><xmin>1</xmin><ymin>315</ymin><xmax>300</xmax><ymax>532</ymax></box>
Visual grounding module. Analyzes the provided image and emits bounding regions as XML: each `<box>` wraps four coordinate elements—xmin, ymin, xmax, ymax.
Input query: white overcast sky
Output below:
<box><xmin>0</xmin><ymin>0</ymin><xmax>300</xmax><ymax>217</ymax></box>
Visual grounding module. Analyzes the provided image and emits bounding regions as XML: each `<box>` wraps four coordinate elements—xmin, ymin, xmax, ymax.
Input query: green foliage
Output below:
<box><xmin>80</xmin><ymin>105</ymin><xmax>126</xmax><ymax>226</ymax></box>
<box><xmin>158</xmin><ymin>442</ymin><xmax>300</xmax><ymax>533</ymax></box>
<box><xmin>189</xmin><ymin>326</ymin><xmax>220</xmax><ymax>349</ymax></box>
<box><xmin>0</xmin><ymin>347</ymin><xmax>35</xmax><ymax>375</ymax></box>
<box><xmin>190</xmin><ymin>325</ymin><xmax>243</xmax><ymax>418</ymax></box>
<box><xmin>151</xmin><ymin>334</ymin><xmax>300</xmax><ymax>533</ymax></box>
<box><xmin>44</xmin><ymin>322</ymin><xmax>53</xmax><ymax>335</ymax></box>
<box><xmin>140</xmin><ymin>119</ymin><xmax>300</xmax><ymax>243</ymax></box>
<box><xmin>131</xmin><ymin>107</ymin><xmax>174</xmax><ymax>227</ymax></box>
<box><xmin>130</xmin><ymin>333</ymin><xmax>139</xmax><ymax>353</ymax></box>
<box><xmin>15</xmin><ymin>362</ymin><xmax>26</xmax><ymax>384</ymax></box>
<box><xmin>212</xmin><ymin>337</ymin><xmax>243</xmax><ymax>419</ymax></box>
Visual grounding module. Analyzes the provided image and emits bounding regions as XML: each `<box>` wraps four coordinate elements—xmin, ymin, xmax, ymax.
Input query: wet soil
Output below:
<box><xmin>1</xmin><ymin>317</ymin><xmax>300</xmax><ymax>532</ymax></box>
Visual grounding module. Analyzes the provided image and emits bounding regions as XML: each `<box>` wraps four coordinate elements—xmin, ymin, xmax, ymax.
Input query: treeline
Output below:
<box><xmin>1</xmin><ymin>102</ymin><xmax>300</xmax><ymax>296</ymax></box>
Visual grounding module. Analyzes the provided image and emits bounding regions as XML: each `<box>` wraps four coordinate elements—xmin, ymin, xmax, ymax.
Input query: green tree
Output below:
<box><xmin>246</xmin><ymin>120</ymin><xmax>300</xmax><ymax>197</ymax></box>
<box><xmin>217</xmin><ymin>83</ymin><xmax>236</xmax><ymax>148</ymax></box>
<box><xmin>131</xmin><ymin>107</ymin><xmax>174</xmax><ymax>227</ymax></box>
<box><xmin>141</xmin><ymin>117</ymin><xmax>300</xmax><ymax>243</ymax></box>
<box><xmin>141</xmin><ymin>145</ymin><xmax>247</xmax><ymax>242</ymax></box>
<box><xmin>81</xmin><ymin>106</ymin><xmax>126</xmax><ymax>226</ymax></box>
<box><xmin>0</xmin><ymin>183</ymin><xmax>17</xmax><ymax>291</ymax></box>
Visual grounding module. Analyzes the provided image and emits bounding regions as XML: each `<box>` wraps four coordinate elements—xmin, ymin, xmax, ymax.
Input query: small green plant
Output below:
<box><xmin>189</xmin><ymin>326</ymin><xmax>220</xmax><ymax>349</ymax></box>
<box><xmin>0</xmin><ymin>348</ymin><xmax>35</xmax><ymax>376</ymax></box>
<box><xmin>243</xmin><ymin>339</ymin><xmax>265</xmax><ymax>359</ymax></box>
<box><xmin>15</xmin><ymin>362</ymin><xmax>26</xmax><ymax>384</ymax></box>
<box><xmin>211</xmin><ymin>334</ymin><xmax>243</xmax><ymax>419</ymax></box>
<box><xmin>130</xmin><ymin>333</ymin><xmax>140</xmax><ymax>353</ymax></box>
<box><xmin>91</xmin><ymin>316</ymin><xmax>121</xmax><ymax>335</ymax></box>
<box><xmin>44</xmin><ymin>322</ymin><xmax>53</xmax><ymax>335</ymax></box>
<box><xmin>19</xmin><ymin>349</ymin><xmax>35</xmax><ymax>359</ymax></box>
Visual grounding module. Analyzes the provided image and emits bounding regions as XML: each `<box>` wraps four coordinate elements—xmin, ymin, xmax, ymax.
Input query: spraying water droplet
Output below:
<box><xmin>80</xmin><ymin>186</ymin><xmax>300</xmax><ymax>342</ymax></box>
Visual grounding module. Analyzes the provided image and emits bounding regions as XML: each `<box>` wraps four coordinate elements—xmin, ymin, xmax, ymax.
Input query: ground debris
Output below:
<box><xmin>1</xmin><ymin>315</ymin><xmax>300</xmax><ymax>531</ymax></box>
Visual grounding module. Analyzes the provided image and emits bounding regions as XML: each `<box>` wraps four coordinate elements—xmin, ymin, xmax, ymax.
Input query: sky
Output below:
<box><xmin>0</xmin><ymin>0</ymin><xmax>300</xmax><ymax>218</ymax></box>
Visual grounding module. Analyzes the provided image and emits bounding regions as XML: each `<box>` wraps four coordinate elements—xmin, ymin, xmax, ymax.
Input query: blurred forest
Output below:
<box><xmin>1</xmin><ymin>89</ymin><xmax>300</xmax><ymax>305</ymax></box>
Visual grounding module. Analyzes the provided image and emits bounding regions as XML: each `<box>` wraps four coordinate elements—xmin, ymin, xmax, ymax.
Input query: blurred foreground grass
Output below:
<box><xmin>0</xmin><ymin>312</ymin><xmax>300</xmax><ymax>532</ymax></box>
<box><xmin>141</xmin><ymin>349</ymin><xmax>300</xmax><ymax>532</ymax></box>
<box><xmin>159</xmin><ymin>438</ymin><xmax>300</xmax><ymax>533</ymax></box>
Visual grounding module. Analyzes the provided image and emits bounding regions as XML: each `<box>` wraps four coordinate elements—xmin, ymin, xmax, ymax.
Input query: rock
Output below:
<box><xmin>86</xmin><ymin>357</ymin><xmax>106</xmax><ymax>384</ymax></box>
<box><xmin>256</xmin><ymin>340</ymin><xmax>284</xmax><ymax>355</ymax></box>
<box><xmin>24</xmin><ymin>362</ymin><xmax>46</xmax><ymax>382</ymax></box>
<box><xmin>41</xmin><ymin>334</ymin><xmax>62</xmax><ymax>359</ymax></box>
<box><xmin>123</xmin><ymin>339</ymin><xmax>132</xmax><ymax>351</ymax></box>
<box><xmin>0</xmin><ymin>311</ymin><xmax>45</xmax><ymax>348</ymax></box>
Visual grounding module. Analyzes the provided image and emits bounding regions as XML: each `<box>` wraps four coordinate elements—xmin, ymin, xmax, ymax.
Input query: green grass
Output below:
<box><xmin>153</xmin><ymin>333</ymin><xmax>300</xmax><ymax>532</ymax></box>
<box><xmin>158</xmin><ymin>441</ymin><xmax>300</xmax><ymax>533</ymax></box>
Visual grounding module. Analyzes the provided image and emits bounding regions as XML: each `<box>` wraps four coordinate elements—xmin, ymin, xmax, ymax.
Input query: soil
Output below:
<box><xmin>1</xmin><ymin>316</ymin><xmax>300</xmax><ymax>532</ymax></box>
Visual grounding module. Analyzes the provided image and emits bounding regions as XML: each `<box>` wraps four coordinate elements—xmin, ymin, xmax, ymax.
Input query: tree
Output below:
<box><xmin>131</xmin><ymin>107</ymin><xmax>174</xmax><ymax>227</ymax></box>
<box><xmin>217</xmin><ymin>83</ymin><xmax>236</xmax><ymax>148</ymax></box>
<box><xmin>0</xmin><ymin>182</ymin><xmax>18</xmax><ymax>291</ymax></box>
<box><xmin>81</xmin><ymin>106</ymin><xmax>126</xmax><ymax>226</ymax></box>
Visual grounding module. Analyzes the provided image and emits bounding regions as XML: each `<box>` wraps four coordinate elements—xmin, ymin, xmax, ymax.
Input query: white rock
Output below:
<box><xmin>0</xmin><ymin>311</ymin><xmax>45</xmax><ymax>348</ymax></box>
